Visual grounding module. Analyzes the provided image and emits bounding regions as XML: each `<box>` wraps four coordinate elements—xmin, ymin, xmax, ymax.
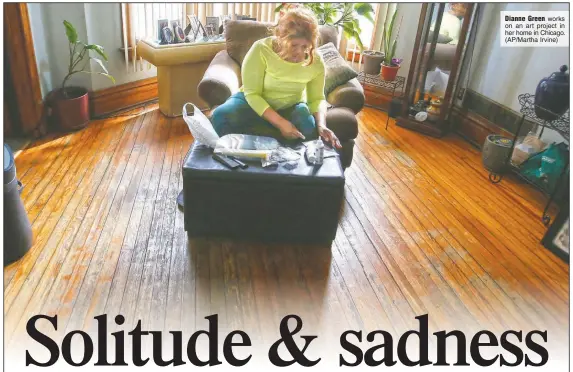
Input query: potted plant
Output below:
<box><xmin>380</xmin><ymin>9</ymin><xmax>403</xmax><ymax>81</ymax></box>
<box><xmin>275</xmin><ymin>3</ymin><xmax>374</xmax><ymax>50</ymax></box>
<box><xmin>51</xmin><ymin>20</ymin><xmax>115</xmax><ymax>131</ymax></box>
<box><xmin>362</xmin><ymin>50</ymin><xmax>385</xmax><ymax>75</ymax></box>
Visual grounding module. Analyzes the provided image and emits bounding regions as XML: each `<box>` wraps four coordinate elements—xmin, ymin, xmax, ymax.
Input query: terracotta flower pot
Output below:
<box><xmin>380</xmin><ymin>64</ymin><xmax>400</xmax><ymax>81</ymax></box>
<box><xmin>52</xmin><ymin>86</ymin><xmax>90</xmax><ymax>131</ymax></box>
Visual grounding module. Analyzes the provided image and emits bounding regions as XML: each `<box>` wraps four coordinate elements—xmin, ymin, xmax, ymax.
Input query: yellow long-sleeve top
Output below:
<box><xmin>239</xmin><ymin>36</ymin><xmax>327</xmax><ymax>116</ymax></box>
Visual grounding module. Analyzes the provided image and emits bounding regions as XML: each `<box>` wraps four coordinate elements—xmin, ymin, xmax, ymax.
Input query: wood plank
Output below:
<box><xmin>5</xmin><ymin>116</ymin><xmax>133</xmax><ymax>344</ymax></box>
<box><xmin>221</xmin><ymin>240</ymin><xmax>242</xmax><ymax>331</ymax></box>
<box><xmin>367</xmin><ymin>110</ymin><xmax>563</xmax><ymax>268</ymax></box>
<box><xmin>370</xmin><ymin>112</ymin><xmax>569</xmax><ymax>303</ymax></box>
<box><xmin>350</xmin><ymin>153</ymin><xmax>520</xmax><ymax>331</ymax></box>
<box><xmin>233</xmin><ymin>241</ymin><xmax>260</xmax><ymax>336</ymax></box>
<box><xmin>245</xmin><ymin>242</ymin><xmax>281</xmax><ymax>343</ymax></box>
<box><xmin>4</xmin><ymin>118</ymin><xmax>121</xmax><ymax>311</ymax></box>
<box><xmin>21</xmin><ymin>126</ymin><xmax>98</xmax><ymax>219</ymax></box>
<box><xmin>116</xmin><ymin>112</ymin><xmax>171</xmax><ymax>330</ymax></box>
<box><xmin>130</xmin><ymin>116</ymin><xmax>176</xmax><ymax>334</ymax></box>
<box><xmin>104</xmin><ymin>111</ymin><xmax>170</xmax><ymax>331</ymax></box>
<box><xmin>66</xmin><ymin>110</ymin><xmax>157</xmax><ymax>332</ymax></box>
<box><xmin>348</xmin><ymin>136</ymin><xmax>516</xmax><ymax>326</ymax></box>
<box><xmin>332</xmin><ymin>225</ymin><xmax>402</xmax><ymax>334</ymax></box>
<box><xmin>163</xmin><ymin>119</ymin><xmax>188</xmax><ymax>334</ymax></box>
<box><xmin>31</xmin><ymin>114</ymin><xmax>144</xmax><ymax>338</ymax></box>
<box><xmin>359</xmin><ymin>110</ymin><xmax>567</xmax><ymax>330</ymax></box>
<box><xmin>47</xmin><ymin>112</ymin><xmax>144</xmax><ymax>334</ymax></box>
<box><xmin>5</xmin><ymin>118</ymin><xmax>116</xmax><ymax>318</ymax></box>
<box><xmin>350</xmin><ymin>146</ymin><xmax>539</xmax><ymax>330</ymax></box>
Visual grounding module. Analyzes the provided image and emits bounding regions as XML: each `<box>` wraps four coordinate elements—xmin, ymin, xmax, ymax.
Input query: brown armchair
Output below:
<box><xmin>197</xmin><ymin>20</ymin><xmax>364</xmax><ymax>168</ymax></box>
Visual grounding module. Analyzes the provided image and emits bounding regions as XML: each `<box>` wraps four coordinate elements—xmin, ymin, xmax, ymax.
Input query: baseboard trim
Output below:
<box><xmin>451</xmin><ymin>89</ymin><xmax>536</xmax><ymax>147</ymax></box>
<box><xmin>89</xmin><ymin>77</ymin><xmax>158</xmax><ymax>118</ymax></box>
<box><xmin>450</xmin><ymin>106</ymin><xmax>526</xmax><ymax>149</ymax></box>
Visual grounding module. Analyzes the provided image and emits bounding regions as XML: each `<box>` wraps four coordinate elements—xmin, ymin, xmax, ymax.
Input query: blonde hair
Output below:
<box><xmin>271</xmin><ymin>7</ymin><xmax>319</xmax><ymax>66</ymax></box>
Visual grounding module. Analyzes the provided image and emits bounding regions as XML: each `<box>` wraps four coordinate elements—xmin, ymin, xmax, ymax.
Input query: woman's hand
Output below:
<box><xmin>280</xmin><ymin>121</ymin><xmax>305</xmax><ymax>140</ymax></box>
<box><xmin>318</xmin><ymin>126</ymin><xmax>342</xmax><ymax>149</ymax></box>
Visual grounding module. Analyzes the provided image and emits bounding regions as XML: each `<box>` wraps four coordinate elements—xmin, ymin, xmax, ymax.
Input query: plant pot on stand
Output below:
<box><xmin>52</xmin><ymin>86</ymin><xmax>90</xmax><ymax>131</ymax></box>
<box><xmin>362</xmin><ymin>51</ymin><xmax>385</xmax><ymax>75</ymax></box>
<box><xmin>381</xmin><ymin>63</ymin><xmax>400</xmax><ymax>81</ymax></box>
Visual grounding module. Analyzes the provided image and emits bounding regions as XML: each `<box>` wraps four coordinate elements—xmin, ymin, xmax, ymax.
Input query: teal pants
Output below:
<box><xmin>211</xmin><ymin>92</ymin><xmax>318</xmax><ymax>144</ymax></box>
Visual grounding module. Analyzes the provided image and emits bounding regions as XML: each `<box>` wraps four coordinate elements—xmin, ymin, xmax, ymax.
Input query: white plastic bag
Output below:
<box><xmin>182</xmin><ymin>103</ymin><xmax>220</xmax><ymax>148</ymax></box>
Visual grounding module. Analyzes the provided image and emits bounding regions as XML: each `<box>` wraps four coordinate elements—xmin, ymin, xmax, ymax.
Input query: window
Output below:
<box><xmin>344</xmin><ymin>5</ymin><xmax>380</xmax><ymax>64</ymax></box>
<box><xmin>121</xmin><ymin>3</ymin><xmax>280</xmax><ymax>70</ymax></box>
<box><xmin>121</xmin><ymin>3</ymin><xmax>395</xmax><ymax>73</ymax></box>
<box><xmin>344</xmin><ymin>3</ymin><xmax>400</xmax><ymax>71</ymax></box>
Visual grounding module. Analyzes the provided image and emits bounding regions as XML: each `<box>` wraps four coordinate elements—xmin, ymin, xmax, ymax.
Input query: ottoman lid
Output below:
<box><xmin>183</xmin><ymin>141</ymin><xmax>345</xmax><ymax>186</ymax></box>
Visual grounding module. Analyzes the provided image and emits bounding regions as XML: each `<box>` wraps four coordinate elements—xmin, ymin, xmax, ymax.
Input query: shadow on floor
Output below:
<box><xmin>187</xmin><ymin>236</ymin><xmax>333</xmax><ymax>337</ymax></box>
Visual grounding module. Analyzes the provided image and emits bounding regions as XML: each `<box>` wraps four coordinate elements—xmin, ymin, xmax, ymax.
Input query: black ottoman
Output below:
<box><xmin>182</xmin><ymin>141</ymin><xmax>345</xmax><ymax>243</ymax></box>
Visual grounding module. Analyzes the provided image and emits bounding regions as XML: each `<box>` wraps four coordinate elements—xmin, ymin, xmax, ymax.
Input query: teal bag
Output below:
<box><xmin>519</xmin><ymin>142</ymin><xmax>569</xmax><ymax>192</ymax></box>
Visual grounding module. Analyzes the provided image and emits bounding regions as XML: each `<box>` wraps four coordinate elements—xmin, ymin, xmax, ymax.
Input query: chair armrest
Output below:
<box><xmin>326</xmin><ymin>107</ymin><xmax>358</xmax><ymax>141</ymax></box>
<box><xmin>198</xmin><ymin>50</ymin><xmax>241</xmax><ymax>108</ymax></box>
<box><xmin>326</xmin><ymin>78</ymin><xmax>365</xmax><ymax>114</ymax></box>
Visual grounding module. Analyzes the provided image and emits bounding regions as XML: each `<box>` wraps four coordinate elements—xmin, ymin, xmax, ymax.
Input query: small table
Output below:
<box><xmin>136</xmin><ymin>39</ymin><xmax>226</xmax><ymax>117</ymax></box>
<box><xmin>181</xmin><ymin>141</ymin><xmax>345</xmax><ymax>243</ymax></box>
<box><xmin>357</xmin><ymin>72</ymin><xmax>405</xmax><ymax>129</ymax></box>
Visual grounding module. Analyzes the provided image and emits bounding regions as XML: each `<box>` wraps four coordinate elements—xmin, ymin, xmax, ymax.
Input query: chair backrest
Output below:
<box><xmin>224</xmin><ymin>20</ymin><xmax>340</xmax><ymax>66</ymax></box>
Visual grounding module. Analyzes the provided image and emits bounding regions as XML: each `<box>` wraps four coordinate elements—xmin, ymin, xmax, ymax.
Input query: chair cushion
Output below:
<box><xmin>225</xmin><ymin>20</ymin><xmax>274</xmax><ymax>65</ymax></box>
<box><xmin>317</xmin><ymin>43</ymin><xmax>358</xmax><ymax>96</ymax></box>
<box><xmin>318</xmin><ymin>25</ymin><xmax>339</xmax><ymax>46</ymax></box>
<box><xmin>225</xmin><ymin>21</ymin><xmax>342</xmax><ymax>66</ymax></box>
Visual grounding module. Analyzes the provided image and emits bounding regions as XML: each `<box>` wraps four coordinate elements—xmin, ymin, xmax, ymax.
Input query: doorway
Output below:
<box><xmin>3</xmin><ymin>3</ymin><xmax>43</xmax><ymax>139</ymax></box>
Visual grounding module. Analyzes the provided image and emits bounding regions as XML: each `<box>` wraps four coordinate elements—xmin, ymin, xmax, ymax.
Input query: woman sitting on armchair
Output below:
<box><xmin>210</xmin><ymin>7</ymin><xmax>341</xmax><ymax>148</ymax></box>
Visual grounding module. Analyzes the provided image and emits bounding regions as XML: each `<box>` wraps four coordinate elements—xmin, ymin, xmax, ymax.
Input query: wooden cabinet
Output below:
<box><xmin>396</xmin><ymin>3</ymin><xmax>479</xmax><ymax>137</ymax></box>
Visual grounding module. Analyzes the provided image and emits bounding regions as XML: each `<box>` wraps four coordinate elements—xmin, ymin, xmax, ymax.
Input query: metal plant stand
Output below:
<box><xmin>357</xmin><ymin>72</ymin><xmax>405</xmax><ymax>129</ymax></box>
<box><xmin>488</xmin><ymin>93</ymin><xmax>570</xmax><ymax>225</ymax></box>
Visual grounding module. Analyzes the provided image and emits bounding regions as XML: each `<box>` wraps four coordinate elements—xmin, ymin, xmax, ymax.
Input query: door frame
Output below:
<box><xmin>4</xmin><ymin>3</ymin><xmax>43</xmax><ymax>136</ymax></box>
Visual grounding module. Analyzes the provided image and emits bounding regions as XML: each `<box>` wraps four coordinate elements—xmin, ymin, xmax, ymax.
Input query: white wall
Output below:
<box><xmin>467</xmin><ymin>2</ymin><xmax>569</xmax><ymax>112</ymax></box>
<box><xmin>395</xmin><ymin>3</ymin><xmax>424</xmax><ymax>82</ymax></box>
<box><xmin>28</xmin><ymin>3</ymin><xmax>157</xmax><ymax>98</ymax></box>
<box><xmin>456</xmin><ymin>2</ymin><xmax>569</xmax><ymax>144</ymax></box>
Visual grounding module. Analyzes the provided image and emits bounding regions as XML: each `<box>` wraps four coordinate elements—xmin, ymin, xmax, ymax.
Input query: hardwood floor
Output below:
<box><xmin>4</xmin><ymin>106</ymin><xmax>568</xmax><ymax>364</ymax></box>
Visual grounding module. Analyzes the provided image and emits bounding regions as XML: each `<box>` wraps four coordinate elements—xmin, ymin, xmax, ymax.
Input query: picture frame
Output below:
<box><xmin>236</xmin><ymin>15</ymin><xmax>256</xmax><ymax>21</ymax></box>
<box><xmin>171</xmin><ymin>20</ymin><xmax>186</xmax><ymax>43</ymax></box>
<box><xmin>205</xmin><ymin>24</ymin><xmax>217</xmax><ymax>39</ymax></box>
<box><xmin>205</xmin><ymin>16</ymin><xmax>220</xmax><ymax>35</ymax></box>
<box><xmin>542</xmin><ymin>201</ymin><xmax>570</xmax><ymax>263</ymax></box>
<box><xmin>157</xmin><ymin>18</ymin><xmax>169</xmax><ymax>42</ymax></box>
<box><xmin>186</xmin><ymin>14</ymin><xmax>207</xmax><ymax>42</ymax></box>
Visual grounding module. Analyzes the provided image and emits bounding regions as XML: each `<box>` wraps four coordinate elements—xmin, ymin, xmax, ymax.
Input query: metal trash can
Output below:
<box><xmin>482</xmin><ymin>135</ymin><xmax>513</xmax><ymax>174</ymax></box>
<box><xmin>4</xmin><ymin>144</ymin><xmax>33</xmax><ymax>265</ymax></box>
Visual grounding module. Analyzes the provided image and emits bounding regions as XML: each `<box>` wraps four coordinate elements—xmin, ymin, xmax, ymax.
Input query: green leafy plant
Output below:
<box><xmin>275</xmin><ymin>3</ymin><xmax>374</xmax><ymax>50</ymax></box>
<box><xmin>381</xmin><ymin>9</ymin><xmax>403</xmax><ymax>66</ymax></box>
<box><xmin>61</xmin><ymin>20</ymin><xmax>115</xmax><ymax>96</ymax></box>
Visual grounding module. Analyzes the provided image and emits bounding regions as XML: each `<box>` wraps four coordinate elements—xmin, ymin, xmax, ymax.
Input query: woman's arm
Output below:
<box><xmin>307</xmin><ymin>62</ymin><xmax>341</xmax><ymax>148</ymax></box>
<box><xmin>242</xmin><ymin>42</ymin><xmax>304</xmax><ymax>139</ymax></box>
<box><xmin>263</xmin><ymin>108</ymin><xmax>305</xmax><ymax>139</ymax></box>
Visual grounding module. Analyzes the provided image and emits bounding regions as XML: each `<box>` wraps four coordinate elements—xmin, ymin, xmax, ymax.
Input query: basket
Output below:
<box><xmin>482</xmin><ymin>135</ymin><xmax>513</xmax><ymax>174</ymax></box>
